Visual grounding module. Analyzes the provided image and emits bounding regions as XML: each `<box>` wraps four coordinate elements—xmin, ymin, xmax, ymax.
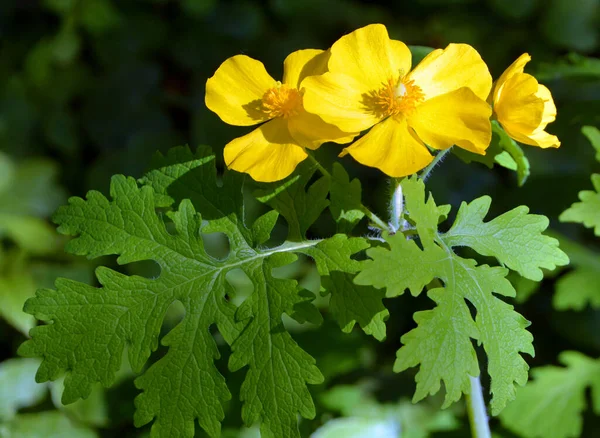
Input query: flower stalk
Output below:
<box><xmin>390</xmin><ymin>178</ymin><xmax>404</xmax><ymax>232</ymax></box>
<box><xmin>465</xmin><ymin>375</ymin><xmax>492</xmax><ymax>438</ymax></box>
<box><xmin>419</xmin><ymin>147</ymin><xmax>453</xmax><ymax>182</ymax></box>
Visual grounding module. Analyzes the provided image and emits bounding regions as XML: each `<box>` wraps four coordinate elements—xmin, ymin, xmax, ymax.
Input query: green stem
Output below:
<box><xmin>305</xmin><ymin>153</ymin><xmax>390</xmax><ymax>232</ymax></box>
<box><xmin>465</xmin><ymin>376</ymin><xmax>491</xmax><ymax>438</ymax></box>
<box><xmin>419</xmin><ymin>147</ymin><xmax>452</xmax><ymax>182</ymax></box>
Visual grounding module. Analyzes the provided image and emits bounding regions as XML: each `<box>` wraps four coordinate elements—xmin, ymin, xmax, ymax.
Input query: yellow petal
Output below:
<box><xmin>288</xmin><ymin>109</ymin><xmax>357</xmax><ymax>150</ymax></box>
<box><xmin>224</xmin><ymin>118</ymin><xmax>308</xmax><ymax>182</ymax></box>
<box><xmin>493</xmin><ymin>53</ymin><xmax>531</xmax><ymax>104</ymax></box>
<box><xmin>205</xmin><ymin>55</ymin><xmax>276</xmax><ymax>126</ymax></box>
<box><xmin>302</xmin><ymin>72</ymin><xmax>381</xmax><ymax>133</ymax></box>
<box><xmin>504</xmin><ymin>125</ymin><xmax>561</xmax><ymax>149</ymax></box>
<box><xmin>340</xmin><ymin>117</ymin><xmax>433</xmax><ymax>177</ymax></box>
<box><xmin>494</xmin><ymin>73</ymin><xmax>544</xmax><ymax>135</ymax></box>
<box><xmin>283</xmin><ymin>49</ymin><xmax>329</xmax><ymax>89</ymax></box>
<box><xmin>535</xmin><ymin>84</ymin><xmax>557</xmax><ymax>126</ymax></box>
<box><xmin>407</xmin><ymin>43</ymin><xmax>492</xmax><ymax>101</ymax></box>
<box><xmin>409</xmin><ymin>87</ymin><xmax>492</xmax><ymax>154</ymax></box>
<box><xmin>328</xmin><ymin>23</ymin><xmax>412</xmax><ymax>90</ymax></box>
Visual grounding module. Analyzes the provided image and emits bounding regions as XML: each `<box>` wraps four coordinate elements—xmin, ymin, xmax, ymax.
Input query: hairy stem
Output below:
<box><xmin>465</xmin><ymin>376</ymin><xmax>491</xmax><ymax>438</ymax></box>
<box><xmin>389</xmin><ymin>178</ymin><xmax>403</xmax><ymax>232</ymax></box>
<box><xmin>305</xmin><ymin>153</ymin><xmax>390</xmax><ymax>232</ymax></box>
<box><xmin>419</xmin><ymin>147</ymin><xmax>453</xmax><ymax>182</ymax></box>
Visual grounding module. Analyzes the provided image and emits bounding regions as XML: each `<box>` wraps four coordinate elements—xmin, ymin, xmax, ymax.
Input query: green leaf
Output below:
<box><xmin>19</xmin><ymin>147</ymin><xmax>364</xmax><ymax>438</ymax></box>
<box><xmin>253</xmin><ymin>160</ymin><xmax>329</xmax><ymax>240</ymax></box>
<box><xmin>442</xmin><ymin>197</ymin><xmax>568</xmax><ymax>281</ymax></box>
<box><xmin>329</xmin><ymin>163</ymin><xmax>365</xmax><ymax>233</ymax></box>
<box><xmin>582</xmin><ymin>126</ymin><xmax>600</xmax><ymax>161</ymax></box>
<box><xmin>0</xmin><ymin>411</ymin><xmax>97</xmax><ymax>438</ymax></box>
<box><xmin>354</xmin><ymin>177</ymin><xmax>566</xmax><ymax>414</ymax></box>
<box><xmin>0</xmin><ymin>358</ymin><xmax>47</xmax><ymax>420</ymax></box>
<box><xmin>500</xmin><ymin>351</ymin><xmax>600</xmax><ymax>438</ymax></box>
<box><xmin>492</xmin><ymin>122</ymin><xmax>530</xmax><ymax>186</ymax></box>
<box><xmin>303</xmin><ymin>236</ymin><xmax>388</xmax><ymax>341</ymax></box>
<box><xmin>559</xmin><ymin>174</ymin><xmax>600</xmax><ymax>235</ymax></box>
<box><xmin>140</xmin><ymin>146</ymin><xmax>246</xmax><ymax>224</ymax></box>
<box><xmin>551</xmin><ymin>233</ymin><xmax>600</xmax><ymax>310</ymax></box>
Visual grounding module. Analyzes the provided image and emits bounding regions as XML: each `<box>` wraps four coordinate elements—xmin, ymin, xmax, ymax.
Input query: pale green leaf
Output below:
<box><xmin>0</xmin><ymin>411</ymin><xmax>97</xmax><ymax>438</ymax></box>
<box><xmin>311</xmin><ymin>418</ymin><xmax>400</xmax><ymax>438</ymax></box>
<box><xmin>551</xmin><ymin>233</ymin><xmax>600</xmax><ymax>310</ymax></box>
<box><xmin>0</xmin><ymin>267</ymin><xmax>37</xmax><ymax>335</ymax></box>
<box><xmin>0</xmin><ymin>215</ymin><xmax>57</xmax><ymax>255</ymax></box>
<box><xmin>500</xmin><ymin>351</ymin><xmax>600</xmax><ymax>438</ymax></box>
<box><xmin>0</xmin><ymin>156</ymin><xmax>65</xmax><ymax>218</ymax></box>
<box><xmin>560</xmin><ymin>174</ymin><xmax>600</xmax><ymax>235</ymax></box>
<box><xmin>355</xmin><ymin>177</ymin><xmax>551</xmax><ymax>413</ymax></box>
<box><xmin>0</xmin><ymin>155</ymin><xmax>64</xmax><ymax>254</ymax></box>
<box><xmin>319</xmin><ymin>384</ymin><xmax>459</xmax><ymax>438</ymax></box>
<box><xmin>0</xmin><ymin>358</ymin><xmax>46</xmax><ymax>420</ymax></box>
<box><xmin>493</xmin><ymin>121</ymin><xmax>530</xmax><ymax>186</ymax></box>
<box><xmin>443</xmin><ymin>196</ymin><xmax>568</xmax><ymax>281</ymax></box>
<box><xmin>555</xmin><ymin>269</ymin><xmax>600</xmax><ymax>309</ymax></box>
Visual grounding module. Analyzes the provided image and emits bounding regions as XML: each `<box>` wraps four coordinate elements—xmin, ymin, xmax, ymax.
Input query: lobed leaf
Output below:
<box><xmin>355</xmin><ymin>177</ymin><xmax>565</xmax><ymax>413</ymax></box>
<box><xmin>500</xmin><ymin>352</ymin><xmax>600</xmax><ymax>438</ymax></box>
<box><xmin>18</xmin><ymin>147</ymin><xmax>368</xmax><ymax>438</ymax></box>
<box><xmin>443</xmin><ymin>196</ymin><xmax>569</xmax><ymax>281</ymax></box>
<box><xmin>560</xmin><ymin>174</ymin><xmax>600</xmax><ymax>236</ymax></box>
<box><xmin>582</xmin><ymin>125</ymin><xmax>600</xmax><ymax>161</ymax></box>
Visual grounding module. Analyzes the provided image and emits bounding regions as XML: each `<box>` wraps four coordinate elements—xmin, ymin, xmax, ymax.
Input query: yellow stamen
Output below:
<box><xmin>261</xmin><ymin>82</ymin><xmax>303</xmax><ymax>118</ymax></box>
<box><xmin>366</xmin><ymin>75</ymin><xmax>425</xmax><ymax>118</ymax></box>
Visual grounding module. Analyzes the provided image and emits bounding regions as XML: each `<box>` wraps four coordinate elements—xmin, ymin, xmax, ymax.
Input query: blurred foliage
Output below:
<box><xmin>0</xmin><ymin>0</ymin><xmax>599</xmax><ymax>436</ymax></box>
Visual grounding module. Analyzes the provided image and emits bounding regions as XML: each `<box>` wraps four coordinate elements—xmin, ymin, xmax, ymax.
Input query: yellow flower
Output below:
<box><xmin>492</xmin><ymin>53</ymin><xmax>560</xmax><ymax>148</ymax></box>
<box><xmin>302</xmin><ymin>24</ymin><xmax>493</xmax><ymax>177</ymax></box>
<box><xmin>205</xmin><ymin>50</ymin><xmax>356</xmax><ymax>182</ymax></box>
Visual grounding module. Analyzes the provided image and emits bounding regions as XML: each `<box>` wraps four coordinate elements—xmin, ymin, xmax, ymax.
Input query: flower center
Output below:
<box><xmin>367</xmin><ymin>75</ymin><xmax>425</xmax><ymax>118</ymax></box>
<box><xmin>261</xmin><ymin>82</ymin><xmax>303</xmax><ymax>118</ymax></box>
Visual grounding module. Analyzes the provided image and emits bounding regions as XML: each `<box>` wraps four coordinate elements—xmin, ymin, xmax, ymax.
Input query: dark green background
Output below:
<box><xmin>1</xmin><ymin>0</ymin><xmax>599</xmax><ymax>436</ymax></box>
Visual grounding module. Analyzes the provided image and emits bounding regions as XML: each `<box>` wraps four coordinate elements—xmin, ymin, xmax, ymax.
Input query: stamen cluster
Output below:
<box><xmin>369</xmin><ymin>76</ymin><xmax>425</xmax><ymax>118</ymax></box>
<box><xmin>261</xmin><ymin>83</ymin><xmax>303</xmax><ymax>118</ymax></box>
